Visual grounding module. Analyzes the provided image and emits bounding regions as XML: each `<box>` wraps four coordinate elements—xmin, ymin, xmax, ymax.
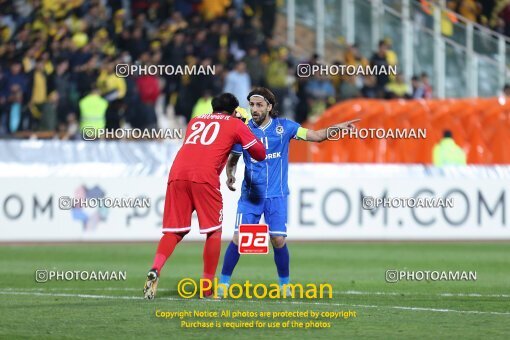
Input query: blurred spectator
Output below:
<box><xmin>200</xmin><ymin>0</ymin><xmax>231</xmax><ymax>21</ymax></box>
<box><xmin>361</xmin><ymin>75</ymin><xmax>378</xmax><ymax>98</ymax></box>
<box><xmin>458</xmin><ymin>0</ymin><xmax>481</xmax><ymax>22</ymax></box>
<box><xmin>191</xmin><ymin>90</ymin><xmax>214</xmax><ymax>118</ymax></box>
<box><xmin>97</xmin><ymin>59</ymin><xmax>126</xmax><ymax>129</ymax></box>
<box><xmin>410</xmin><ymin>75</ymin><xmax>425</xmax><ymax>99</ymax></box>
<box><xmin>433</xmin><ymin>130</ymin><xmax>467</xmax><ymax>166</ymax></box>
<box><xmin>194</xmin><ymin>29</ymin><xmax>216</xmax><ymax>60</ymax></box>
<box><xmin>66</xmin><ymin>113</ymin><xmax>79</xmax><ymax>139</ymax></box>
<box><xmin>383</xmin><ymin>38</ymin><xmax>398</xmax><ymax>81</ymax></box>
<box><xmin>306</xmin><ymin>74</ymin><xmax>336</xmax><ymax>117</ymax></box>
<box><xmin>338</xmin><ymin>76</ymin><xmax>360</xmax><ymax>102</ymax></box>
<box><xmin>494</xmin><ymin>17</ymin><xmax>506</xmax><ymax>35</ymax></box>
<box><xmin>3</xmin><ymin>61</ymin><xmax>28</xmax><ymax>100</ymax></box>
<box><xmin>135</xmin><ymin>66</ymin><xmax>160</xmax><ymax>129</ymax></box>
<box><xmin>295</xmin><ymin>77</ymin><xmax>310</xmax><ymax>124</ymax></box>
<box><xmin>75</xmin><ymin>56</ymin><xmax>99</xmax><ymax>98</ymax></box>
<box><xmin>129</xmin><ymin>27</ymin><xmax>149</xmax><ymax>62</ymax></box>
<box><xmin>5</xmin><ymin>84</ymin><xmax>25</xmax><ymax>134</ymax></box>
<box><xmin>124</xmin><ymin>75</ymin><xmax>157</xmax><ymax>130</ymax></box>
<box><xmin>53</xmin><ymin>59</ymin><xmax>74</xmax><ymax>125</ymax></box>
<box><xmin>247</xmin><ymin>0</ymin><xmax>277</xmax><ymax>38</ymax></box>
<box><xmin>136</xmin><ymin>70</ymin><xmax>160</xmax><ymax>106</ymax></box>
<box><xmin>370</xmin><ymin>40</ymin><xmax>390</xmax><ymax>97</ymax></box>
<box><xmin>79</xmin><ymin>85</ymin><xmax>108</xmax><ymax>133</ymax></box>
<box><xmin>223</xmin><ymin>60</ymin><xmax>251</xmax><ymax>108</ymax></box>
<box><xmin>243</xmin><ymin>46</ymin><xmax>265</xmax><ymax>87</ymax></box>
<box><xmin>497</xmin><ymin>83</ymin><xmax>510</xmax><ymax>104</ymax></box>
<box><xmin>441</xmin><ymin>2</ymin><xmax>457</xmax><ymax>37</ymax></box>
<box><xmin>385</xmin><ymin>74</ymin><xmax>410</xmax><ymax>99</ymax></box>
<box><xmin>28</xmin><ymin>58</ymin><xmax>56</xmax><ymax>131</ymax></box>
<box><xmin>344</xmin><ymin>44</ymin><xmax>369</xmax><ymax>87</ymax></box>
<box><xmin>109</xmin><ymin>9</ymin><xmax>129</xmax><ymax>39</ymax></box>
<box><xmin>421</xmin><ymin>72</ymin><xmax>433</xmax><ymax>99</ymax></box>
<box><xmin>481</xmin><ymin>1</ymin><xmax>496</xmax><ymax>25</ymax></box>
<box><xmin>231</xmin><ymin>16</ymin><xmax>262</xmax><ymax>52</ymax></box>
<box><xmin>266</xmin><ymin>48</ymin><xmax>290</xmax><ymax>109</ymax></box>
<box><xmin>503</xmin><ymin>83</ymin><xmax>510</xmax><ymax>97</ymax></box>
<box><xmin>162</xmin><ymin>30</ymin><xmax>188</xmax><ymax>105</ymax></box>
<box><xmin>499</xmin><ymin>2</ymin><xmax>510</xmax><ymax>36</ymax></box>
<box><xmin>188</xmin><ymin>57</ymin><xmax>220</xmax><ymax>109</ymax></box>
<box><xmin>58</xmin><ymin>113</ymin><xmax>79</xmax><ymax>140</ymax></box>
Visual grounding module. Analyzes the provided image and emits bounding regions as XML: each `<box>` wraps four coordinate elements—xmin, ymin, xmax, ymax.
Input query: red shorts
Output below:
<box><xmin>162</xmin><ymin>180</ymin><xmax>223</xmax><ymax>234</ymax></box>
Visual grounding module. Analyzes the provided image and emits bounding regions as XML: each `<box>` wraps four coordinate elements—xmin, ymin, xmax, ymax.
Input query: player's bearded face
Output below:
<box><xmin>249</xmin><ymin>98</ymin><xmax>271</xmax><ymax>125</ymax></box>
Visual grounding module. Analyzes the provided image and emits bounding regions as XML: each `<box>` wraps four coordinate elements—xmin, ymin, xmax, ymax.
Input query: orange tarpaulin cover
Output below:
<box><xmin>289</xmin><ymin>98</ymin><xmax>510</xmax><ymax>164</ymax></box>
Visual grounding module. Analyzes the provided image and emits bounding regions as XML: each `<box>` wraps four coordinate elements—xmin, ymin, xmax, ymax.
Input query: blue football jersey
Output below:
<box><xmin>232</xmin><ymin>117</ymin><xmax>302</xmax><ymax>198</ymax></box>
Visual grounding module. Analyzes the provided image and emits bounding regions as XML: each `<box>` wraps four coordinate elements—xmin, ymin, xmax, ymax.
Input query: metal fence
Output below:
<box><xmin>283</xmin><ymin>0</ymin><xmax>510</xmax><ymax>98</ymax></box>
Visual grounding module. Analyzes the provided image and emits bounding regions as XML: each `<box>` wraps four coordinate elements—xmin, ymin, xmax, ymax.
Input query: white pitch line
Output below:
<box><xmin>0</xmin><ymin>287</ymin><xmax>175</xmax><ymax>292</ymax></box>
<box><xmin>338</xmin><ymin>290</ymin><xmax>510</xmax><ymax>298</ymax></box>
<box><xmin>1</xmin><ymin>291</ymin><xmax>509</xmax><ymax>316</ymax></box>
<box><xmin>3</xmin><ymin>288</ymin><xmax>510</xmax><ymax>298</ymax></box>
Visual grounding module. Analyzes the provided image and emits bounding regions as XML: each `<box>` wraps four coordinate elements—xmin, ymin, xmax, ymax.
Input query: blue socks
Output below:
<box><xmin>220</xmin><ymin>241</ymin><xmax>240</xmax><ymax>284</ymax></box>
<box><xmin>273</xmin><ymin>244</ymin><xmax>290</xmax><ymax>285</ymax></box>
<box><xmin>220</xmin><ymin>241</ymin><xmax>290</xmax><ymax>286</ymax></box>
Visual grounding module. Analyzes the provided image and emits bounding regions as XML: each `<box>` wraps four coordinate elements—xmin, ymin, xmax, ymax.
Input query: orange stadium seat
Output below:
<box><xmin>467</xmin><ymin>130</ymin><xmax>491</xmax><ymax>164</ymax></box>
<box><xmin>488</xmin><ymin>120</ymin><xmax>510</xmax><ymax>163</ymax></box>
<box><xmin>288</xmin><ymin>98</ymin><xmax>510</xmax><ymax>164</ymax></box>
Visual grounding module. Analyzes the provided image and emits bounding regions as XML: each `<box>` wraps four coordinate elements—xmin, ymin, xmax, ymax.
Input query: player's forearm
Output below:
<box><xmin>305</xmin><ymin>119</ymin><xmax>359</xmax><ymax>142</ymax></box>
<box><xmin>306</xmin><ymin>128</ymin><xmax>331</xmax><ymax>143</ymax></box>
<box><xmin>226</xmin><ymin>154</ymin><xmax>240</xmax><ymax>177</ymax></box>
<box><xmin>247</xmin><ymin>141</ymin><xmax>266</xmax><ymax>161</ymax></box>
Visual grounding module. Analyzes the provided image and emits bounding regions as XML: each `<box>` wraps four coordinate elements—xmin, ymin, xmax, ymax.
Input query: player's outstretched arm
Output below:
<box><xmin>226</xmin><ymin>153</ymin><xmax>241</xmax><ymax>191</ymax></box>
<box><xmin>305</xmin><ymin>119</ymin><xmax>360</xmax><ymax>143</ymax></box>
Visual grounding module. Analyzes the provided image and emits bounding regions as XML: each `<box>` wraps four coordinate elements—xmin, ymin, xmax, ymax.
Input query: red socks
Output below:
<box><xmin>151</xmin><ymin>229</ymin><xmax>222</xmax><ymax>297</ymax></box>
<box><xmin>151</xmin><ymin>232</ymin><xmax>184</xmax><ymax>273</ymax></box>
<box><xmin>202</xmin><ymin>229</ymin><xmax>222</xmax><ymax>293</ymax></box>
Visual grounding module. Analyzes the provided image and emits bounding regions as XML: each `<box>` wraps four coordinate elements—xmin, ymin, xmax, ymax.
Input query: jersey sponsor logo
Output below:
<box><xmin>276</xmin><ymin>125</ymin><xmax>284</xmax><ymax>135</ymax></box>
<box><xmin>266</xmin><ymin>152</ymin><xmax>281</xmax><ymax>159</ymax></box>
<box><xmin>250</xmin><ymin>151</ymin><xmax>281</xmax><ymax>162</ymax></box>
<box><xmin>238</xmin><ymin>224</ymin><xmax>269</xmax><ymax>254</ymax></box>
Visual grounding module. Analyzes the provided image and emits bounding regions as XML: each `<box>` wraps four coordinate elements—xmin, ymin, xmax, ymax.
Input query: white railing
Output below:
<box><xmin>284</xmin><ymin>0</ymin><xmax>510</xmax><ymax>98</ymax></box>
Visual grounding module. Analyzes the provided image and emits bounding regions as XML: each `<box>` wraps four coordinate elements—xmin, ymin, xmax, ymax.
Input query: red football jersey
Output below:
<box><xmin>169</xmin><ymin>113</ymin><xmax>265</xmax><ymax>189</ymax></box>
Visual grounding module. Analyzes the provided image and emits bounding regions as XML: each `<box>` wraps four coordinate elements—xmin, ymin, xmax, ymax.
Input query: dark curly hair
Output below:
<box><xmin>211</xmin><ymin>93</ymin><xmax>239</xmax><ymax>114</ymax></box>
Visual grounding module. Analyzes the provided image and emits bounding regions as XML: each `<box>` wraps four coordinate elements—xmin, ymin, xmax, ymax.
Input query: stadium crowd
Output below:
<box><xmin>0</xmin><ymin>0</ymin><xmax>430</xmax><ymax>139</ymax></box>
<box><xmin>445</xmin><ymin>0</ymin><xmax>510</xmax><ymax>36</ymax></box>
<box><xmin>409</xmin><ymin>1</ymin><xmax>510</xmax><ymax>36</ymax></box>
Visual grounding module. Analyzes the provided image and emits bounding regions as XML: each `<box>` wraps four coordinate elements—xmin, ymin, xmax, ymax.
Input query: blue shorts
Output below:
<box><xmin>234</xmin><ymin>196</ymin><xmax>288</xmax><ymax>237</ymax></box>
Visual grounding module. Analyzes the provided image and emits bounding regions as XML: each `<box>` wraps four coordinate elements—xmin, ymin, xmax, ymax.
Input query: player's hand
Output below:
<box><xmin>226</xmin><ymin>175</ymin><xmax>236</xmax><ymax>191</ymax></box>
<box><xmin>233</xmin><ymin>107</ymin><xmax>249</xmax><ymax>123</ymax></box>
<box><xmin>333</xmin><ymin>118</ymin><xmax>360</xmax><ymax>131</ymax></box>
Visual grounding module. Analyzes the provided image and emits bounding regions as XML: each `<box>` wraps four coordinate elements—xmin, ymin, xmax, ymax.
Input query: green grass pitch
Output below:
<box><xmin>0</xmin><ymin>242</ymin><xmax>509</xmax><ymax>339</ymax></box>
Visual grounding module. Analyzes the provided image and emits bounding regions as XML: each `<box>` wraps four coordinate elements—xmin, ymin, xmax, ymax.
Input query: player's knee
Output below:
<box><xmin>232</xmin><ymin>233</ymin><xmax>239</xmax><ymax>245</ymax></box>
<box><xmin>164</xmin><ymin>231</ymin><xmax>188</xmax><ymax>242</ymax></box>
<box><xmin>176</xmin><ymin>231</ymin><xmax>189</xmax><ymax>239</ymax></box>
<box><xmin>271</xmin><ymin>236</ymin><xmax>286</xmax><ymax>248</ymax></box>
<box><xmin>206</xmin><ymin>228</ymin><xmax>222</xmax><ymax>240</ymax></box>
